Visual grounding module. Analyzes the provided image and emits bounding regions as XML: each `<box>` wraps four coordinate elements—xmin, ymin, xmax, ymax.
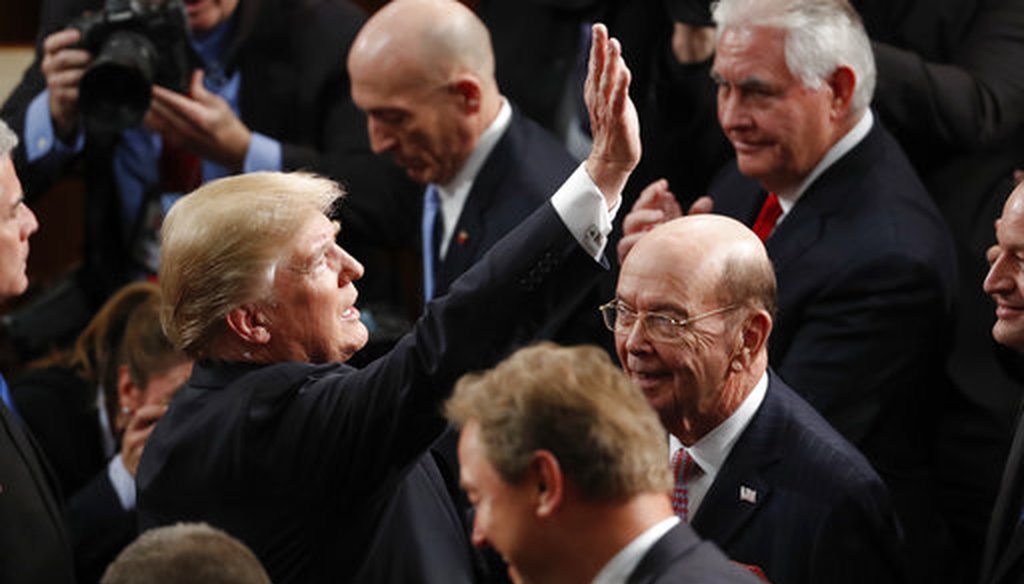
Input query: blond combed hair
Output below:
<box><xmin>159</xmin><ymin>172</ymin><xmax>343</xmax><ymax>357</ymax></box>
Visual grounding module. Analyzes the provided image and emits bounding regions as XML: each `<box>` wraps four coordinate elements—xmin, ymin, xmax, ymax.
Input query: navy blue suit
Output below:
<box><xmin>692</xmin><ymin>371</ymin><xmax>906</xmax><ymax>584</ymax></box>
<box><xmin>711</xmin><ymin>119</ymin><xmax>957</xmax><ymax>580</ymax></box>
<box><xmin>138</xmin><ymin>202</ymin><xmax>608</xmax><ymax>583</ymax></box>
<box><xmin>433</xmin><ymin>106</ymin><xmax>610</xmax><ymax>353</ymax></box>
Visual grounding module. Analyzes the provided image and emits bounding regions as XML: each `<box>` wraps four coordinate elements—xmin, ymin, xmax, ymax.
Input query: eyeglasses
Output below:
<box><xmin>598</xmin><ymin>299</ymin><xmax>738</xmax><ymax>343</ymax></box>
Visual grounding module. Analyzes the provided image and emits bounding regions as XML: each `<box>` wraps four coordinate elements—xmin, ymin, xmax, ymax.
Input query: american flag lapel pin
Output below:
<box><xmin>739</xmin><ymin>485</ymin><xmax>758</xmax><ymax>504</ymax></box>
<box><xmin>456</xmin><ymin>230</ymin><xmax>469</xmax><ymax>245</ymax></box>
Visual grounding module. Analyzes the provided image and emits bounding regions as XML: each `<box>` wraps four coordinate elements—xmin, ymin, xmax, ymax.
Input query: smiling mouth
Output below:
<box><xmin>341</xmin><ymin>306</ymin><xmax>360</xmax><ymax>321</ymax></box>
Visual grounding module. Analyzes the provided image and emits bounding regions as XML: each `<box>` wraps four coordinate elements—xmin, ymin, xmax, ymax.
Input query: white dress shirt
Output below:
<box><xmin>669</xmin><ymin>372</ymin><xmax>768</xmax><ymax>517</ymax></box>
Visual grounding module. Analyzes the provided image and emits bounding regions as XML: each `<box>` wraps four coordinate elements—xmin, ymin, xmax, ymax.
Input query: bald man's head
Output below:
<box><xmin>351</xmin><ymin>0</ymin><xmax>495</xmax><ymax>83</ymax></box>
<box><xmin>626</xmin><ymin>215</ymin><xmax>777</xmax><ymax>315</ymax></box>
<box><xmin>348</xmin><ymin>0</ymin><xmax>502</xmax><ymax>185</ymax></box>
<box><xmin>613</xmin><ymin>214</ymin><xmax>776</xmax><ymax>442</ymax></box>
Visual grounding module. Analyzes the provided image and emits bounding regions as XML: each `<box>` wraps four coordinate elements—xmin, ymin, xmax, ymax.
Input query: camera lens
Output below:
<box><xmin>79</xmin><ymin>31</ymin><xmax>159</xmax><ymax>134</ymax></box>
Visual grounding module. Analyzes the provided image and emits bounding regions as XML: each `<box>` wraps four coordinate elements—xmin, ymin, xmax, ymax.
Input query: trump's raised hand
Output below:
<box><xmin>584</xmin><ymin>23</ymin><xmax>640</xmax><ymax>209</ymax></box>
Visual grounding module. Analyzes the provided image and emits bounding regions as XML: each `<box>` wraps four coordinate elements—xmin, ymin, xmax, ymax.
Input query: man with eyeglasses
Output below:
<box><xmin>608</xmin><ymin>213</ymin><xmax>906</xmax><ymax>584</ymax></box>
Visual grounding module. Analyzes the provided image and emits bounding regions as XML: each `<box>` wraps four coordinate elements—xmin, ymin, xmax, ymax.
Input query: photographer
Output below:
<box><xmin>0</xmin><ymin>0</ymin><xmax>417</xmax><ymax>357</ymax></box>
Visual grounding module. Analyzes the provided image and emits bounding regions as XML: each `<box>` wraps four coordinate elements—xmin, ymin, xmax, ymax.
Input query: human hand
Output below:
<box><xmin>41</xmin><ymin>28</ymin><xmax>92</xmax><ymax>141</ymax></box>
<box><xmin>617</xmin><ymin>179</ymin><xmax>714</xmax><ymax>262</ymax></box>
<box><xmin>584</xmin><ymin>23</ymin><xmax>641</xmax><ymax>208</ymax></box>
<box><xmin>145</xmin><ymin>70</ymin><xmax>252</xmax><ymax>171</ymax></box>
<box><xmin>120</xmin><ymin>403</ymin><xmax>167</xmax><ymax>477</ymax></box>
<box><xmin>671</xmin><ymin>22</ymin><xmax>716</xmax><ymax>64</ymax></box>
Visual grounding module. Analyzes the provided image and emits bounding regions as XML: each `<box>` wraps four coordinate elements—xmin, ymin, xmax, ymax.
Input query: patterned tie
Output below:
<box><xmin>421</xmin><ymin>184</ymin><xmax>442</xmax><ymax>302</ymax></box>
<box><xmin>671</xmin><ymin>447</ymin><xmax>697</xmax><ymax>521</ymax></box>
<box><xmin>751</xmin><ymin>192</ymin><xmax>783</xmax><ymax>241</ymax></box>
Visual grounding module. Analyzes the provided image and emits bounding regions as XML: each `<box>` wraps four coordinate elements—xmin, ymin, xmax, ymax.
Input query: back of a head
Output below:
<box><xmin>158</xmin><ymin>171</ymin><xmax>342</xmax><ymax>358</ymax></box>
<box><xmin>101</xmin><ymin>523</ymin><xmax>271</xmax><ymax>584</ymax></box>
<box><xmin>118</xmin><ymin>284</ymin><xmax>188</xmax><ymax>390</ymax></box>
<box><xmin>64</xmin><ymin>281</ymin><xmax>161</xmax><ymax>392</ymax></box>
<box><xmin>711</xmin><ymin>0</ymin><xmax>875</xmax><ymax>114</ymax></box>
<box><xmin>446</xmin><ymin>343</ymin><xmax>672</xmax><ymax>501</ymax></box>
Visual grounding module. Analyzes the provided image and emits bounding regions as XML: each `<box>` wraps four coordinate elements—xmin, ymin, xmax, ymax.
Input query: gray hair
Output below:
<box><xmin>0</xmin><ymin>119</ymin><xmax>19</xmax><ymax>158</ymax></box>
<box><xmin>712</xmin><ymin>0</ymin><xmax>876</xmax><ymax>116</ymax></box>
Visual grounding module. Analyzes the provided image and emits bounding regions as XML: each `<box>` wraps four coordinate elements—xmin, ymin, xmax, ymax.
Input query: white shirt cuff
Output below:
<box><xmin>106</xmin><ymin>454</ymin><xmax>137</xmax><ymax>511</ymax></box>
<box><xmin>550</xmin><ymin>162</ymin><xmax>621</xmax><ymax>261</ymax></box>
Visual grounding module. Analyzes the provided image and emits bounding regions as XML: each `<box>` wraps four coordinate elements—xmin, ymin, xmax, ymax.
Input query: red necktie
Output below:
<box><xmin>671</xmin><ymin>447</ymin><xmax>697</xmax><ymax>521</ymax></box>
<box><xmin>751</xmin><ymin>192</ymin><xmax>782</xmax><ymax>241</ymax></box>
<box><xmin>159</xmin><ymin>140</ymin><xmax>203</xmax><ymax>194</ymax></box>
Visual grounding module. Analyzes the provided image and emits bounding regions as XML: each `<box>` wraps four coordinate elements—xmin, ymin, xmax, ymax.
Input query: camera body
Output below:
<box><xmin>72</xmin><ymin>0</ymin><xmax>198</xmax><ymax>134</ymax></box>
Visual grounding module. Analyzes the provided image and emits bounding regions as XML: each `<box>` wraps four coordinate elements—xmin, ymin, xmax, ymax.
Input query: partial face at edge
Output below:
<box><xmin>0</xmin><ymin>156</ymin><xmax>38</xmax><ymax>302</ymax></box>
<box><xmin>985</xmin><ymin>185</ymin><xmax>1024</xmax><ymax>352</ymax></box>
<box><xmin>261</xmin><ymin>211</ymin><xmax>368</xmax><ymax>363</ymax></box>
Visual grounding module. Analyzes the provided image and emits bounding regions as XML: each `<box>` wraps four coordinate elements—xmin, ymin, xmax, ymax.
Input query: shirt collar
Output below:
<box><xmin>591</xmin><ymin>516</ymin><xmax>680</xmax><ymax>584</ymax></box>
<box><xmin>775</xmin><ymin>109</ymin><xmax>873</xmax><ymax>214</ymax></box>
<box><xmin>438</xmin><ymin>97</ymin><xmax>512</xmax><ymax>197</ymax></box>
<box><xmin>670</xmin><ymin>371</ymin><xmax>768</xmax><ymax>480</ymax></box>
<box><xmin>435</xmin><ymin>98</ymin><xmax>512</xmax><ymax>257</ymax></box>
<box><xmin>191</xmin><ymin>11</ymin><xmax>238</xmax><ymax>75</ymax></box>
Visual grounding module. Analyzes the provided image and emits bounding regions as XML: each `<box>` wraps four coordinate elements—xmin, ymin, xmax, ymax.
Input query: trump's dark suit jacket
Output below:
<box><xmin>137</xmin><ymin>202</ymin><xmax>607</xmax><ymax>583</ymax></box>
<box><xmin>691</xmin><ymin>371</ymin><xmax>906</xmax><ymax>584</ymax></box>
<box><xmin>979</xmin><ymin>403</ymin><xmax>1024</xmax><ymax>584</ymax></box>
<box><xmin>627</xmin><ymin>522</ymin><xmax>762</xmax><ymax>584</ymax></box>
<box><xmin>711</xmin><ymin>119</ymin><xmax>957</xmax><ymax>571</ymax></box>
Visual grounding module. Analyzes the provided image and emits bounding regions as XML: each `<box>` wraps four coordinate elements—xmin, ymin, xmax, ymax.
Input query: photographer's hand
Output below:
<box><xmin>146</xmin><ymin>70</ymin><xmax>252</xmax><ymax>172</ymax></box>
<box><xmin>41</xmin><ymin>28</ymin><xmax>91</xmax><ymax>142</ymax></box>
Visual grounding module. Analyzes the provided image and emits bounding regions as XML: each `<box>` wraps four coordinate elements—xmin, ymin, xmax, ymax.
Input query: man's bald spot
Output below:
<box><xmin>631</xmin><ymin>215</ymin><xmax>776</xmax><ymax>312</ymax></box>
<box><xmin>350</xmin><ymin>0</ymin><xmax>495</xmax><ymax>84</ymax></box>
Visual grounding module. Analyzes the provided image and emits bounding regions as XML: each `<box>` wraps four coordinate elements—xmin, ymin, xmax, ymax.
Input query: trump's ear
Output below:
<box><xmin>532</xmin><ymin>450</ymin><xmax>565</xmax><ymax>518</ymax></box>
<box><xmin>225</xmin><ymin>305</ymin><xmax>272</xmax><ymax>345</ymax></box>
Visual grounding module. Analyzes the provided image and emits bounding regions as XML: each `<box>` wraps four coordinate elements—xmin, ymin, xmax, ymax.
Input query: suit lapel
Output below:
<box><xmin>692</xmin><ymin>375</ymin><xmax>784</xmax><ymax>546</ymax></box>
<box><xmin>437</xmin><ymin>117</ymin><xmax>519</xmax><ymax>293</ymax></box>
<box><xmin>0</xmin><ymin>403</ymin><xmax>68</xmax><ymax>545</ymax></box>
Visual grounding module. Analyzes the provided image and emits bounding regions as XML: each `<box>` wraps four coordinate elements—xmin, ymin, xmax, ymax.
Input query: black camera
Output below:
<box><xmin>72</xmin><ymin>0</ymin><xmax>199</xmax><ymax>134</ymax></box>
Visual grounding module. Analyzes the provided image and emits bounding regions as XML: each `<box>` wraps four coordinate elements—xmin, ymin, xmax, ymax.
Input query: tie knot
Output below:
<box><xmin>672</xmin><ymin>447</ymin><xmax>700</xmax><ymax>483</ymax></box>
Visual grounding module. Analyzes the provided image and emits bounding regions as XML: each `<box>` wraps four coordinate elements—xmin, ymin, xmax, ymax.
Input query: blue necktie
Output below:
<box><xmin>0</xmin><ymin>372</ymin><xmax>19</xmax><ymax>419</ymax></box>
<box><xmin>422</xmin><ymin>184</ymin><xmax>441</xmax><ymax>302</ymax></box>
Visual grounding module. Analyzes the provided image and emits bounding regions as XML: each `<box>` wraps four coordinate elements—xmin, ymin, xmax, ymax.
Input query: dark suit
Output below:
<box><xmin>690</xmin><ymin>371</ymin><xmax>906</xmax><ymax>584</ymax></box>
<box><xmin>0</xmin><ymin>402</ymin><xmax>76</xmax><ymax>584</ymax></box>
<box><xmin>979</xmin><ymin>403</ymin><xmax>1024</xmax><ymax>584</ymax></box>
<box><xmin>627</xmin><ymin>522</ymin><xmax>762</xmax><ymax>584</ymax></box>
<box><xmin>711</xmin><ymin>118</ymin><xmax>957</xmax><ymax>580</ymax></box>
<box><xmin>138</xmin><ymin>202</ymin><xmax>608</xmax><ymax>583</ymax></box>
<box><xmin>11</xmin><ymin>366</ymin><xmax>137</xmax><ymax>584</ymax></box>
